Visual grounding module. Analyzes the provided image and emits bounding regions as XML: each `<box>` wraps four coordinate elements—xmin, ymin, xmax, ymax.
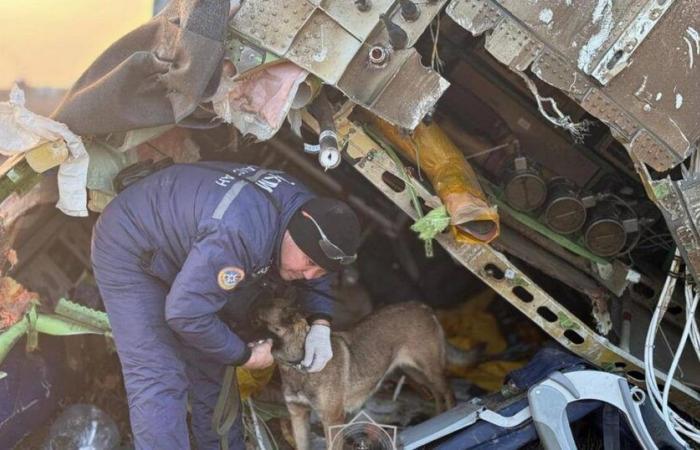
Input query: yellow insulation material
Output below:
<box><xmin>369</xmin><ymin>117</ymin><xmax>499</xmax><ymax>244</ymax></box>
<box><xmin>237</xmin><ymin>365</ymin><xmax>276</xmax><ymax>400</ymax></box>
<box><xmin>437</xmin><ymin>290</ymin><xmax>526</xmax><ymax>392</ymax></box>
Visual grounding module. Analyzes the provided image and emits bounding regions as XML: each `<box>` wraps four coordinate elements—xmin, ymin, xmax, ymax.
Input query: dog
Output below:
<box><xmin>256</xmin><ymin>298</ymin><xmax>455</xmax><ymax>450</ymax></box>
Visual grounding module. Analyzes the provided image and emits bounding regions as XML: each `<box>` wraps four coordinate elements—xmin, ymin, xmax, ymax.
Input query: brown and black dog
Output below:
<box><xmin>257</xmin><ymin>298</ymin><xmax>455</xmax><ymax>450</ymax></box>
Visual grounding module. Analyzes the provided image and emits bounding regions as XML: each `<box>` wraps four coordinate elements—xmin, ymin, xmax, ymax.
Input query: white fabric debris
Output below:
<box><xmin>287</xmin><ymin>109</ymin><xmax>303</xmax><ymax>138</ymax></box>
<box><xmin>211</xmin><ymin>62</ymin><xmax>309</xmax><ymax>140</ymax></box>
<box><xmin>0</xmin><ymin>84</ymin><xmax>89</xmax><ymax>217</ymax></box>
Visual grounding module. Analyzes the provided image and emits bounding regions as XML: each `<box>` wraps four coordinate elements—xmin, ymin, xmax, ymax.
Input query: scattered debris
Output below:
<box><xmin>0</xmin><ymin>276</ymin><xmax>37</xmax><ymax>330</ymax></box>
<box><xmin>0</xmin><ymin>85</ymin><xmax>88</xmax><ymax>217</ymax></box>
<box><xmin>42</xmin><ymin>404</ymin><xmax>120</xmax><ymax>450</ymax></box>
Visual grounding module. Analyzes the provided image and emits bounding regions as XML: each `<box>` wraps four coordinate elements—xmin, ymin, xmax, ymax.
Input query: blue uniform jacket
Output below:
<box><xmin>97</xmin><ymin>162</ymin><xmax>334</xmax><ymax>365</ymax></box>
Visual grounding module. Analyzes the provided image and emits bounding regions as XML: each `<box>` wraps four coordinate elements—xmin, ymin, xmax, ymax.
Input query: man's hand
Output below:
<box><xmin>242</xmin><ymin>339</ymin><xmax>274</xmax><ymax>370</ymax></box>
<box><xmin>301</xmin><ymin>322</ymin><xmax>332</xmax><ymax>373</ymax></box>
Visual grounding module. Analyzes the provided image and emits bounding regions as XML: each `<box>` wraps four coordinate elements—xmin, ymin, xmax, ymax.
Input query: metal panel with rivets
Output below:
<box><xmin>531</xmin><ymin>50</ymin><xmax>593</xmax><ymax>101</ymax></box>
<box><xmin>484</xmin><ymin>19</ymin><xmax>543</xmax><ymax>71</ymax></box>
<box><xmin>228</xmin><ymin>0</ymin><xmax>450</xmax><ymax>129</ymax></box>
<box><xmin>492</xmin><ymin>0</ymin><xmax>674</xmax><ymax>85</ymax></box>
<box><xmin>285</xmin><ymin>9</ymin><xmax>363</xmax><ymax>84</ymax></box>
<box><xmin>580</xmin><ymin>88</ymin><xmax>640</xmax><ymax>143</ymax></box>
<box><xmin>650</xmin><ymin>175</ymin><xmax>700</xmax><ymax>284</ymax></box>
<box><xmin>446</xmin><ymin>0</ymin><xmax>697</xmax><ymax>171</ymax></box>
<box><xmin>229</xmin><ymin>0</ymin><xmax>316</xmax><ymax>55</ymax></box>
<box><xmin>446</xmin><ymin>0</ymin><xmax>504</xmax><ymax>37</ymax></box>
<box><xmin>318</xmin><ymin>0</ymin><xmax>395</xmax><ymax>42</ymax></box>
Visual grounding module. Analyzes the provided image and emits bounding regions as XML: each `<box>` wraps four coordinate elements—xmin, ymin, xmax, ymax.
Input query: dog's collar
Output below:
<box><xmin>276</xmin><ymin>358</ymin><xmax>306</xmax><ymax>372</ymax></box>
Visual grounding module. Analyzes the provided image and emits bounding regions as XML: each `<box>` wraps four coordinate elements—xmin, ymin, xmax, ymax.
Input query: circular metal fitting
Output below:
<box><xmin>584</xmin><ymin>200</ymin><xmax>627</xmax><ymax>257</ymax></box>
<box><xmin>400</xmin><ymin>0</ymin><xmax>421</xmax><ymax>21</ymax></box>
<box><xmin>585</xmin><ymin>218</ymin><xmax>626</xmax><ymax>257</ymax></box>
<box><xmin>319</xmin><ymin>148</ymin><xmax>341</xmax><ymax>170</ymax></box>
<box><xmin>543</xmin><ymin>178</ymin><xmax>586</xmax><ymax>235</ymax></box>
<box><xmin>355</xmin><ymin>0</ymin><xmax>371</xmax><ymax>12</ymax></box>
<box><xmin>503</xmin><ymin>158</ymin><xmax>547</xmax><ymax>213</ymax></box>
<box><xmin>369</xmin><ymin>46</ymin><xmax>388</xmax><ymax>66</ymax></box>
<box><xmin>504</xmin><ymin>173</ymin><xmax>547</xmax><ymax>212</ymax></box>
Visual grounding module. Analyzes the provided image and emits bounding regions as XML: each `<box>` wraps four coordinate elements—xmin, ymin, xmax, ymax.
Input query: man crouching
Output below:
<box><xmin>91</xmin><ymin>162</ymin><xmax>360</xmax><ymax>449</ymax></box>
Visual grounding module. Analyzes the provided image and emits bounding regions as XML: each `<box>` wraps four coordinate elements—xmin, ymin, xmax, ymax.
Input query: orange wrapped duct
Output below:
<box><xmin>371</xmin><ymin>117</ymin><xmax>499</xmax><ymax>244</ymax></box>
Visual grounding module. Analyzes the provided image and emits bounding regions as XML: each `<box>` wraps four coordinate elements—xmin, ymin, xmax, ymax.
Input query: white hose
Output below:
<box><xmin>685</xmin><ymin>282</ymin><xmax>700</xmax><ymax>360</ymax></box>
<box><xmin>643</xmin><ymin>250</ymin><xmax>700</xmax><ymax>444</ymax></box>
<box><xmin>662</xmin><ymin>286</ymin><xmax>699</xmax><ymax>440</ymax></box>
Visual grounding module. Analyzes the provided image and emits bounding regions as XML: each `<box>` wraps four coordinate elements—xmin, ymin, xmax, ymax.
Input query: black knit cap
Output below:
<box><xmin>287</xmin><ymin>197</ymin><xmax>361</xmax><ymax>272</ymax></box>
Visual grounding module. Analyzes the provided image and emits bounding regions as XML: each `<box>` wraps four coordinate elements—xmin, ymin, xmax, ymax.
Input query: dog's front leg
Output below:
<box><xmin>287</xmin><ymin>402</ymin><xmax>311</xmax><ymax>450</ymax></box>
<box><xmin>319</xmin><ymin>405</ymin><xmax>346</xmax><ymax>448</ymax></box>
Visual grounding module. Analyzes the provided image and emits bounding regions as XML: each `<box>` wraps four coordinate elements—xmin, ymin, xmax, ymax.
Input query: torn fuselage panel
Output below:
<box><xmin>228</xmin><ymin>0</ymin><xmax>449</xmax><ymax>129</ymax></box>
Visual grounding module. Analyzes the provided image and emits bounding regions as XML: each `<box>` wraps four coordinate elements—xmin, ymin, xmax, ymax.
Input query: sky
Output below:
<box><xmin>0</xmin><ymin>0</ymin><xmax>153</xmax><ymax>89</ymax></box>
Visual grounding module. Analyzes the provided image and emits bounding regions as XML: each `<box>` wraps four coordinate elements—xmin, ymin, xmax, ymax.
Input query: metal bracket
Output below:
<box><xmin>528</xmin><ymin>371</ymin><xmax>660</xmax><ymax>450</ymax></box>
<box><xmin>399</xmin><ymin>400</ymin><xmax>485</xmax><ymax>449</ymax></box>
<box><xmin>478</xmin><ymin>407</ymin><xmax>531</xmax><ymax>428</ymax></box>
<box><xmin>650</xmin><ymin>175</ymin><xmax>700</xmax><ymax>283</ymax></box>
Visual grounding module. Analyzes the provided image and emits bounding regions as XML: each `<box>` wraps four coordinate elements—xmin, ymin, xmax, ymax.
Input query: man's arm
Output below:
<box><xmin>164</xmin><ymin>227</ymin><xmax>253</xmax><ymax>366</ymax></box>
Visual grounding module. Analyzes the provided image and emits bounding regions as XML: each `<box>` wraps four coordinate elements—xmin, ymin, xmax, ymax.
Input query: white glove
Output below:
<box><xmin>301</xmin><ymin>324</ymin><xmax>332</xmax><ymax>373</ymax></box>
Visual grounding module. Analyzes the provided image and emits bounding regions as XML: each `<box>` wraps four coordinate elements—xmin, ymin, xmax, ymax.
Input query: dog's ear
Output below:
<box><xmin>291</xmin><ymin>311</ymin><xmax>307</xmax><ymax>326</ymax></box>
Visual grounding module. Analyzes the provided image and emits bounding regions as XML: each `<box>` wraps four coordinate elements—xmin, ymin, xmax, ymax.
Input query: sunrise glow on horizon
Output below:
<box><xmin>0</xmin><ymin>0</ymin><xmax>152</xmax><ymax>89</ymax></box>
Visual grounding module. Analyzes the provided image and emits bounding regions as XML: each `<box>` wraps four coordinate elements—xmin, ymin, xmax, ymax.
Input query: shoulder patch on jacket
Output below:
<box><xmin>217</xmin><ymin>266</ymin><xmax>245</xmax><ymax>290</ymax></box>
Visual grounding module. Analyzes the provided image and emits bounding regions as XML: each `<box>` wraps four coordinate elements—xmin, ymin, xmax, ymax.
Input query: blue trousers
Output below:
<box><xmin>92</xmin><ymin>237</ymin><xmax>244</xmax><ymax>450</ymax></box>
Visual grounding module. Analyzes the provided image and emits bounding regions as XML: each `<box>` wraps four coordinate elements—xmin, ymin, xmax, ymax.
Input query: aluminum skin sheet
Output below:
<box><xmin>446</xmin><ymin>0</ymin><xmax>695</xmax><ymax>172</ymax></box>
<box><xmin>228</xmin><ymin>0</ymin><xmax>450</xmax><ymax>129</ymax></box>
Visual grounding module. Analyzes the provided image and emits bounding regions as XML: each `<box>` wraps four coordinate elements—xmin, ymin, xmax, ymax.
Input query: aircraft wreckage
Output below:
<box><xmin>2</xmin><ymin>0</ymin><xmax>700</xmax><ymax>448</ymax></box>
